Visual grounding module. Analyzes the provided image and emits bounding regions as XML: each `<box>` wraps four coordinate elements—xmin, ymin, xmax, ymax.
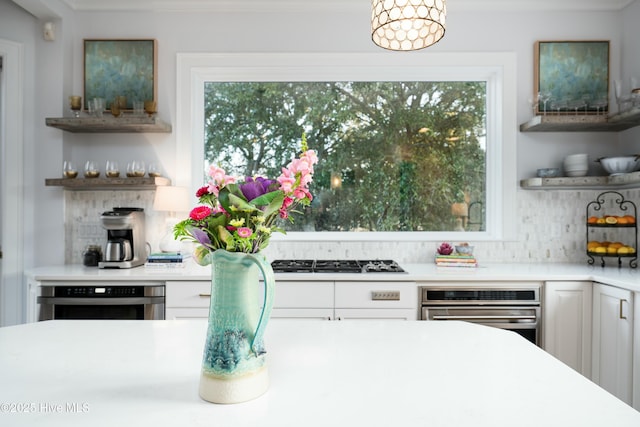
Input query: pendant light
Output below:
<box><xmin>371</xmin><ymin>0</ymin><xmax>446</xmax><ymax>51</ymax></box>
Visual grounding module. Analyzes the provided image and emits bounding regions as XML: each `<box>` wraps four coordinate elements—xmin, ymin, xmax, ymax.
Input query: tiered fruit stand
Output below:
<box><xmin>586</xmin><ymin>191</ymin><xmax>637</xmax><ymax>268</ymax></box>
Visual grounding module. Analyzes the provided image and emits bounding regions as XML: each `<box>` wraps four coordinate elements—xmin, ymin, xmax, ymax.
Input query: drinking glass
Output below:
<box><xmin>62</xmin><ymin>160</ymin><xmax>78</xmax><ymax>179</ymax></box>
<box><xmin>133</xmin><ymin>100</ymin><xmax>144</xmax><ymax>117</ymax></box>
<box><xmin>127</xmin><ymin>161</ymin><xmax>145</xmax><ymax>177</ymax></box>
<box><xmin>92</xmin><ymin>98</ymin><xmax>105</xmax><ymax>117</ymax></box>
<box><xmin>84</xmin><ymin>161</ymin><xmax>100</xmax><ymax>178</ymax></box>
<box><xmin>69</xmin><ymin>96</ymin><xmax>82</xmax><ymax>117</ymax></box>
<box><xmin>105</xmin><ymin>161</ymin><xmax>120</xmax><ymax>178</ymax></box>
<box><xmin>144</xmin><ymin>100</ymin><xmax>157</xmax><ymax>117</ymax></box>
<box><xmin>147</xmin><ymin>162</ymin><xmax>161</xmax><ymax>177</ymax></box>
<box><xmin>110</xmin><ymin>99</ymin><xmax>121</xmax><ymax>117</ymax></box>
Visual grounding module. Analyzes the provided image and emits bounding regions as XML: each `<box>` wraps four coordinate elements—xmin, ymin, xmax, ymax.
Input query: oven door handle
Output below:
<box><xmin>431</xmin><ymin>314</ymin><xmax>537</xmax><ymax>321</ymax></box>
<box><xmin>37</xmin><ymin>297</ymin><xmax>165</xmax><ymax>306</ymax></box>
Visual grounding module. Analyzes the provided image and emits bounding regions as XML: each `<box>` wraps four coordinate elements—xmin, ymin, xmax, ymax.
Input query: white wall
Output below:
<box><xmin>5</xmin><ymin>1</ymin><xmax>640</xmax><ymax>269</ymax></box>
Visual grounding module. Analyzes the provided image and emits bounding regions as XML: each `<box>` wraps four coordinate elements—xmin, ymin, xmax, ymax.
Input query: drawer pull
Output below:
<box><xmin>620</xmin><ymin>299</ymin><xmax>628</xmax><ymax>320</ymax></box>
<box><xmin>199</xmin><ymin>293</ymin><xmax>211</xmax><ymax>298</ymax></box>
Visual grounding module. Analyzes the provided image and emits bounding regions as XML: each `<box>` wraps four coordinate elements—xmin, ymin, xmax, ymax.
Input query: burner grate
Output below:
<box><xmin>271</xmin><ymin>259</ymin><xmax>405</xmax><ymax>273</ymax></box>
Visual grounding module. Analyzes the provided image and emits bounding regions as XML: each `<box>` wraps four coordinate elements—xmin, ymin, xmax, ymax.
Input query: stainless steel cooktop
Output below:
<box><xmin>271</xmin><ymin>259</ymin><xmax>405</xmax><ymax>273</ymax></box>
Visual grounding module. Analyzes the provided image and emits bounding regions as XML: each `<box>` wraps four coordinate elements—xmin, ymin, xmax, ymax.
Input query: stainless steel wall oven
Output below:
<box><xmin>420</xmin><ymin>284</ymin><xmax>541</xmax><ymax>346</ymax></box>
<box><xmin>37</xmin><ymin>282</ymin><xmax>165</xmax><ymax>321</ymax></box>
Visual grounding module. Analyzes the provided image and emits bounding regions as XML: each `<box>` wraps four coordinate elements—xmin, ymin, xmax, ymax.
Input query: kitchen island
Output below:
<box><xmin>1</xmin><ymin>319</ymin><xmax>639</xmax><ymax>426</ymax></box>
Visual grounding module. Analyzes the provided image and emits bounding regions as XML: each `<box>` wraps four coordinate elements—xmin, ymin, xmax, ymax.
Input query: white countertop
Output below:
<box><xmin>1</xmin><ymin>319</ymin><xmax>639</xmax><ymax>427</ymax></box>
<box><xmin>26</xmin><ymin>261</ymin><xmax>640</xmax><ymax>292</ymax></box>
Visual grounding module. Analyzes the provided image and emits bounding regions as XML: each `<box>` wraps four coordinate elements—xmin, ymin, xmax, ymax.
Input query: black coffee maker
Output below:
<box><xmin>98</xmin><ymin>207</ymin><xmax>146</xmax><ymax>269</ymax></box>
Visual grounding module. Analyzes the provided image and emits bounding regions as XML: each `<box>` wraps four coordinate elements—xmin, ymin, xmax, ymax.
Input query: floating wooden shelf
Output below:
<box><xmin>520</xmin><ymin>171</ymin><xmax>640</xmax><ymax>190</ymax></box>
<box><xmin>519</xmin><ymin>108</ymin><xmax>640</xmax><ymax>132</ymax></box>
<box><xmin>45</xmin><ymin>176</ymin><xmax>171</xmax><ymax>190</ymax></box>
<box><xmin>45</xmin><ymin>116</ymin><xmax>172</xmax><ymax>133</ymax></box>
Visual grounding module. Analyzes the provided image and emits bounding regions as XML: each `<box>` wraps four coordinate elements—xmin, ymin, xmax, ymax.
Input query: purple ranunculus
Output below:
<box><xmin>239</xmin><ymin>176</ymin><xmax>278</xmax><ymax>201</ymax></box>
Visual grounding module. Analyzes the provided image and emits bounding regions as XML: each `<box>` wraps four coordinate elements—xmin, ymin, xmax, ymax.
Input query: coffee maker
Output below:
<box><xmin>98</xmin><ymin>207</ymin><xmax>146</xmax><ymax>269</ymax></box>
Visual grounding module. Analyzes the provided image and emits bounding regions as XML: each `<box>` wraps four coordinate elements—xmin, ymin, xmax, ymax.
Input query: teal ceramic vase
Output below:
<box><xmin>198</xmin><ymin>250</ymin><xmax>275</xmax><ymax>404</ymax></box>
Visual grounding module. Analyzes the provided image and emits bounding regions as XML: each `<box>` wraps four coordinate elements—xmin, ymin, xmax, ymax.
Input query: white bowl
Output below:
<box><xmin>598</xmin><ymin>156</ymin><xmax>640</xmax><ymax>175</ymax></box>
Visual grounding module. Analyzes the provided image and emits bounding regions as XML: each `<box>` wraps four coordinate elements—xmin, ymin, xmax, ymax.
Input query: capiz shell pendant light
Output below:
<box><xmin>371</xmin><ymin>0</ymin><xmax>446</xmax><ymax>51</ymax></box>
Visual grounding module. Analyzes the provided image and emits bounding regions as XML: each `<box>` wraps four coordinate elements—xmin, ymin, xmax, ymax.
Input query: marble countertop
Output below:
<box><xmin>25</xmin><ymin>261</ymin><xmax>640</xmax><ymax>292</ymax></box>
<box><xmin>1</xmin><ymin>319</ymin><xmax>639</xmax><ymax>427</ymax></box>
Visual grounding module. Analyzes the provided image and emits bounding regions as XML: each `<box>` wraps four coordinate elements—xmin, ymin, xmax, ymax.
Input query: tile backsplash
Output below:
<box><xmin>65</xmin><ymin>188</ymin><xmax>640</xmax><ymax>266</ymax></box>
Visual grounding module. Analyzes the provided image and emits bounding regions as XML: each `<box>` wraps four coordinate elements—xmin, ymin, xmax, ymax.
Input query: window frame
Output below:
<box><xmin>176</xmin><ymin>52</ymin><xmax>517</xmax><ymax>242</ymax></box>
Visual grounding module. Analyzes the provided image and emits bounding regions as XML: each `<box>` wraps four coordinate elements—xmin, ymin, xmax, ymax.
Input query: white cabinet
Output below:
<box><xmin>165</xmin><ymin>280</ymin><xmax>417</xmax><ymax>321</ymax></box>
<box><xmin>334</xmin><ymin>281</ymin><xmax>418</xmax><ymax>320</ymax></box>
<box><xmin>592</xmin><ymin>282</ymin><xmax>634</xmax><ymax>405</ymax></box>
<box><xmin>634</xmin><ymin>291</ymin><xmax>640</xmax><ymax>411</ymax></box>
<box><xmin>543</xmin><ymin>281</ymin><xmax>592</xmax><ymax>377</ymax></box>
<box><xmin>165</xmin><ymin>280</ymin><xmax>334</xmax><ymax>321</ymax></box>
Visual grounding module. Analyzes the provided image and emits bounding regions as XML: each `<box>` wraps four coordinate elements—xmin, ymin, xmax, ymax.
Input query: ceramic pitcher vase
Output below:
<box><xmin>199</xmin><ymin>250</ymin><xmax>275</xmax><ymax>404</ymax></box>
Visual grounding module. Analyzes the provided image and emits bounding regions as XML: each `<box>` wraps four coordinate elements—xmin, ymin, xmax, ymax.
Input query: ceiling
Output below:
<box><xmin>55</xmin><ymin>0</ymin><xmax>637</xmax><ymax>12</ymax></box>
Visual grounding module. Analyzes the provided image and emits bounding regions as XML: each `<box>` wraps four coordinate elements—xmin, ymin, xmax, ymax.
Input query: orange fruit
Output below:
<box><xmin>605</xmin><ymin>216</ymin><xmax>618</xmax><ymax>225</ymax></box>
<box><xmin>609</xmin><ymin>242</ymin><xmax>624</xmax><ymax>250</ymax></box>
<box><xmin>623</xmin><ymin>215</ymin><xmax>636</xmax><ymax>224</ymax></box>
<box><xmin>600</xmin><ymin>241</ymin><xmax>611</xmax><ymax>247</ymax></box>
<box><xmin>617</xmin><ymin>217</ymin><xmax>628</xmax><ymax>225</ymax></box>
<box><xmin>587</xmin><ymin>241</ymin><xmax>601</xmax><ymax>250</ymax></box>
<box><xmin>587</xmin><ymin>216</ymin><xmax>599</xmax><ymax>224</ymax></box>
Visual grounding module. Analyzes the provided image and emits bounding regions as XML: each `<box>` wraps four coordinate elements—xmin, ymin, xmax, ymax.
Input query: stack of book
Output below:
<box><xmin>435</xmin><ymin>254</ymin><xmax>478</xmax><ymax>268</ymax></box>
<box><xmin>145</xmin><ymin>252</ymin><xmax>186</xmax><ymax>268</ymax></box>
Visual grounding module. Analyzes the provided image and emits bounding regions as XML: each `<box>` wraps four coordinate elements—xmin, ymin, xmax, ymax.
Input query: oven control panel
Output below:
<box><xmin>54</xmin><ymin>286</ymin><xmax>145</xmax><ymax>297</ymax></box>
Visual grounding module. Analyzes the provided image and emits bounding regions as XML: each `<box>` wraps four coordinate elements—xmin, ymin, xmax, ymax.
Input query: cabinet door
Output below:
<box><xmin>543</xmin><ymin>281</ymin><xmax>592</xmax><ymax>377</ymax></box>
<box><xmin>634</xmin><ymin>291</ymin><xmax>640</xmax><ymax>411</ymax></box>
<box><xmin>335</xmin><ymin>308</ymin><xmax>418</xmax><ymax>321</ymax></box>
<box><xmin>592</xmin><ymin>283</ymin><xmax>634</xmax><ymax>405</ymax></box>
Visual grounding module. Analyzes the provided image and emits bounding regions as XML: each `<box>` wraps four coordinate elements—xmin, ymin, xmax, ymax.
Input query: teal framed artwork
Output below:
<box><xmin>83</xmin><ymin>39</ymin><xmax>157</xmax><ymax>110</ymax></box>
<box><xmin>534</xmin><ymin>40</ymin><xmax>609</xmax><ymax>115</ymax></box>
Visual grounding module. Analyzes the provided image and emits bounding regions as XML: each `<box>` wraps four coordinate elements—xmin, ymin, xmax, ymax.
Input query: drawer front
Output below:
<box><xmin>335</xmin><ymin>281</ymin><xmax>417</xmax><ymax>309</ymax></box>
<box><xmin>166</xmin><ymin>281</ymin><xmax>210</xmax><ymax>308</ymax></box>
<box><xmin>274</xmin><ymin>281</ymin><xmax>334</xmax><ymax>308</ymax></box>
<box><xmin>167</xmin><ymin>280</ymin><xmax>334</xmax><ymax>309</ymax></box>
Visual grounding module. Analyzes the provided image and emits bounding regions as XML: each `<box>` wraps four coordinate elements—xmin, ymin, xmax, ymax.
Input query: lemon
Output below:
<box><xmin>617</xmin><ymin>247</ymin><xmax>630</xmax><ymax>255</ymax></box>
<box><xmin>607</xmin><ymin>246</ymin><xmax>618</xmax><ymax>255</ymax></box>
<box><xmin>594</xmin><ymin>246</ymin><xmax>607</xmax><ymax>254</ymax></box>
<box><xmin>605</xmin><ymin>216</ymin><xmax>618</xmax><ymax>225</ymax></box>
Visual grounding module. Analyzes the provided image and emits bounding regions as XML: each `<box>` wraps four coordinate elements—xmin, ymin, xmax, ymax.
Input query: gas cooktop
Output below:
<box><xmin>271</xmin><ymin>259</ymin><xmax>406</xmax><ymax>273</ymax></box>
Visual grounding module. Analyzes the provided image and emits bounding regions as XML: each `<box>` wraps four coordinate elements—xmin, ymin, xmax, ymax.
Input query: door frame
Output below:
<box><xmin>0</xmin><ymin>38</ymin><xmax>25</xmax><ymax>326</ymax></box>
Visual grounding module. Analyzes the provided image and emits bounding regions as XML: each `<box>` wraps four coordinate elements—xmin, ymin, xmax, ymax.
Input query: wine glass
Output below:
<box><xmin>105</xmin><ymin>161</ymin><xmax>120</xmax><ymax>178</ymax></box>
<box><xmin>84</xmin><ymin>161</ymin><xmax>100</xmax><ymax>178</ymax></box>
<box><xmin>147</xmin><ymin>163</ymin><xmax>162</xmax><ymax>178</ymax></box>
<box><xmin>127</xmin><ymin>161</ymin><xmax>145</xmax><ymax>177</ymax></box>
<box><xmin>538</xmin><ymin>92</ymin><xmax>551</xmax><ymax>115</ymax></box>
<box><xmin>62</xmin><ymin>161</ymin><xmax>78</xmax><ymax>179</ymax></box>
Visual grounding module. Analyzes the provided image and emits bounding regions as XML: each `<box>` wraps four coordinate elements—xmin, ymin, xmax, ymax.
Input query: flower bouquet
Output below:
<box><xmin>174</xmin><ymin>134</ymin><xmax>318</xmax><ymax>264</ymax></box>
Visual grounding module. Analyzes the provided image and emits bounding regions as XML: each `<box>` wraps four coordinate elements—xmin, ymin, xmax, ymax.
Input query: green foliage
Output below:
<box><xmin>204</xmin><ymin>81</ymin><xmax>487</xmax><ymax>232</ymax></box>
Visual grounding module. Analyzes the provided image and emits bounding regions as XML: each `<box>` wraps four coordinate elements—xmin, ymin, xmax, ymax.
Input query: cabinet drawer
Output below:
<box><xmin>274</xmin><ymin>281</ymin><xmax>334</xmax><ymax>308</ymax></box>
<box><xmin>166</xmin><ymin>281</ymin><xmax>210</xmax><ymax>308</ymax></box>
<box><xmin>335</xmin><ymin>281</ymin><xmax>417</xmax><ymax>309</ymax></box>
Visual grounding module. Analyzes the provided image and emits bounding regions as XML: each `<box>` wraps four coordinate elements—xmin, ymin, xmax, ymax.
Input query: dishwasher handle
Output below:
<box><xmin>37</xmin><ymin>296</ymin><xmax>165</xmax><ymax>306</ymax></box>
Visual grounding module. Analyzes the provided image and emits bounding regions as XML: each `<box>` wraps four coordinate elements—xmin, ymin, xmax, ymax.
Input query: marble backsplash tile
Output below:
<box><xmin>64</xmin><ymin>188</ymin><xmax>640</xmax><ymax>266</ymax></box>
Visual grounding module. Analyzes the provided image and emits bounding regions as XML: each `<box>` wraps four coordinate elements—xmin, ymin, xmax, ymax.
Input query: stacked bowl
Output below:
<box><xmin>563</xmin><ymin>154</ymin><xmax>589</xmax><ymax>177</ymax></box>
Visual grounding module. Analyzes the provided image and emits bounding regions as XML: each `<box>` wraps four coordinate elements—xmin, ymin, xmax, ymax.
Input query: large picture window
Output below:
<box><xmin>204</xmin><ymin>81</ymin><xmax>486</xmax><ymax>233</ymax></box>
<box><xmin>176</xmin><ymin>53</ymin><xmax>517</xmax><ymax>242</ymax></box>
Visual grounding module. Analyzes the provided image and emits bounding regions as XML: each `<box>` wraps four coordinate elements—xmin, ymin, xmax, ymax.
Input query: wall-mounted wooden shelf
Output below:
<box><xmin>45</xmin><ymin>116</ymin><xmax>172</xmax><ymax>133</ymax></box>
<box><xmin>519</xmin><ymin>108</ymin><xmax>640</xmax><ymax>132</ymax></box>
<box><xmin>45</xmin><ymin>176</ymin><xmax>171</xmax><ymax>190</ymax></box>
<box><xmin>520</xmin><ymin>171</ymin><xmax>640</xmax><ymax>190</ymax></box>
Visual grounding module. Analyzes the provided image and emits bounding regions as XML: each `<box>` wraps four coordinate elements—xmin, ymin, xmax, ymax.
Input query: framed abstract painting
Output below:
<box><xmin>84</xmin><ymin>39</ymin><xmax>157</xmax><ymax>110</ymax></box>
<box><xmin>534</xmin><ymin>40</ymin><xmax>609</xmax><ymax>115</ymax></box>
